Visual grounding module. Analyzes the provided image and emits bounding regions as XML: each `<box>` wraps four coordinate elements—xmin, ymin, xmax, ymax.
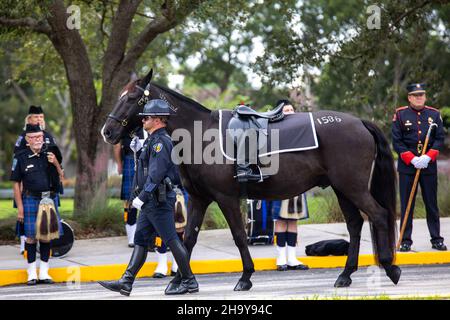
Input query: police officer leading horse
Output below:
<box><xmin>102</xmin><ymin>69</ymin><xmax>401</xmax><ymax>291</ymax></box>
<box><xmin>99</xmin><ymin>99</ymin><xmax>198</xmax><ymax>296</ymax></box>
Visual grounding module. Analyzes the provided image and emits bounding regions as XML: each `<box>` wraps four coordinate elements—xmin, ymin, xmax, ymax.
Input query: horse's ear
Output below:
<box><xmin>142</xmin><ymin>69</ymin><xmax>153</xmax><ymax>86</ymax></box>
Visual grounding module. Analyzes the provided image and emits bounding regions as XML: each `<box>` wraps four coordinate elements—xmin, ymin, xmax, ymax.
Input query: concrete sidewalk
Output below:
<box><xmin>1</xmin><ymin>218</ymin><xmax>450</xmax><ymax>286</ymax></box>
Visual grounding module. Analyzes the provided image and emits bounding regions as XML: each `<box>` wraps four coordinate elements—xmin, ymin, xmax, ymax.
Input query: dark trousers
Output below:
<box><xmin>399</xmin><ymin>173</ymin><xmax>444</xmax><ymax>245</ymax></box>
<box><xmin>134</xmin><ymin>195</ymin><xmax>178</xmax><ymax>247</ymax></box>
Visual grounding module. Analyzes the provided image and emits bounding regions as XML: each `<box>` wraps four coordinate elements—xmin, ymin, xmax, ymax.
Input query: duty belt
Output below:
<box><xmin>23</xmin><ymin>190</ymin><xmax>57</xmax><ymax>199</ymax></box>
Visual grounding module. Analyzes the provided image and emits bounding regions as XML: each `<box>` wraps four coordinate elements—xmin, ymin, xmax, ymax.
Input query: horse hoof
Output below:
<box><xmin>234</xmin><ymin>279</ymin><xmax>252</xmax><ymax>291</ymax></box>
<box><xmin>334</xmin><ymin>275</ymin><xmax>352</xmax><ymax>288</ymax></box>
<box><xmin>386</xmin><ymin>265</ymin><xmax>401</xmax><ymax>285</ymax></box>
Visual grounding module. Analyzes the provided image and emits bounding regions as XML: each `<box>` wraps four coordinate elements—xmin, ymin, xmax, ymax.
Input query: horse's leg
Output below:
<box><xmin>215</xmin><ymin>195</ymin><xmax>254</xmax><ymax>291</ymax></box>
<box><xmin>184</xmin><ymin>195</ymin><xmax>211</xmax><ymax>258</ymax></box>
<box><xmin>347</xmin><ymin>192</ymin><xmax>401</xmax><ymax>285</ymax></box>
<box><xmin>333</xmin><ymin>189</ymin><xmax>364</xmax><ymax>288</ymax></box>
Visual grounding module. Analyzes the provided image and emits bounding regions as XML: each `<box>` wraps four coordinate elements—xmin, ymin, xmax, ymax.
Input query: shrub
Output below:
<box><xmin>312</xmin><ymin>188</ymin><xmax>345</xmax><ymax>223</ymax></box>
<box><xmin>202</xmin><ymin>202</ymin><xmax>228</xmax><ymax>230</ymax></box>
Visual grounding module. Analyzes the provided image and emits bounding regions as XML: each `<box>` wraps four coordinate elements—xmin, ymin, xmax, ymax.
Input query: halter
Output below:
<box><xmin>107</xmin><ymin>82</ymin><xmax>151</xmax><ymax>127</ymax></box>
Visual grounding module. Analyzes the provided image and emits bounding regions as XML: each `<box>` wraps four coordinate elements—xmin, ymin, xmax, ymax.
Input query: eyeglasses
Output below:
<box><xmin>27</xmin><ymin>135</ymin><xmax>44</xmax><ymax>140</ymax></box>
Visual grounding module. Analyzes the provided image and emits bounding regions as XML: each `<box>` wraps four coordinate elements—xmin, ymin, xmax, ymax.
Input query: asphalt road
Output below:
<box><xmin>1</xmin><ymin>264</ymin><xmax>450</xmax><ymax>300</ymax></box>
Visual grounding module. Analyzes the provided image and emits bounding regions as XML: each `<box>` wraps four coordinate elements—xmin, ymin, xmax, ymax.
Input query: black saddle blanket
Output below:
<box><xmin>219</xmin><ymin>110</ymin><xmax>319</xmax><ymax>160</ymax></box>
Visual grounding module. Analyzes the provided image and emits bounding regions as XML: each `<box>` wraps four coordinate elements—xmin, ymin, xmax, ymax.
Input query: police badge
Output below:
<box><xmin>153</xmin><ymin>143</ymin><xmax>163</xmax><ymax>153</ymax></box>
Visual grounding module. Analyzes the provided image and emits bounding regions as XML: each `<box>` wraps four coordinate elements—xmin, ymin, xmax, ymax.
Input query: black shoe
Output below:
<box><xmin>287</xmin><ymin>264</ymin><xmax>309</xmax><ymax>270</ymax></box>
<box><xmin>27</xmin><ymin>279</ymin><xmax>37</xmax><ymax>286</ymax></box>
<box><xmin>99</xmin><ymin>280</ymin><xmax>132</xmax><ymax>296</ymax></box>
<box><xmin>399</xmin><ymin>243</ymin><xmax>411</xmax><ymax>252</ymax></box>
<box><xmin>276</xmin><ymin>265</ymin><xmax>288</xmax><ymax>271</ymax></box>
<box><xmin>153</xmin><ymin>272</ymin><xmax>166</xmax><ymax>279</ymax></box>
<box><xmin>128</xmin><ymin>243</ymin><xmax>135</xmax><ymax>248</ymax></box>
<box><xmin>38</xmin><ymin>279</ymin><xmax>54</xmax><ymax>284</ymax></box>
<box><xmin>170</xmin><ymin>271</ymin><xmax>177</xmax><ymax>277</ymax></box>
<box><xmin>432</xmin><ymin>242</ymin><xmax>447</xmax><ymax>251</ymax></box>
<box><xmin>165</xmin><ymin>276</ymin><xmax>199</xmax><ymax>295</ymax></box>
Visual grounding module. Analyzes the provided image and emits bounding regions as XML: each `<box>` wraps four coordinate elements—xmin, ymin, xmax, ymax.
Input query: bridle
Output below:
<box><xmin>107</xmin><ymin>82</ymin><xmax>151</xmax><ymax>128</ymax></box>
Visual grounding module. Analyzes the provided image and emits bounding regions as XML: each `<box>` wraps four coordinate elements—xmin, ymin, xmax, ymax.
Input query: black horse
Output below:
<box><xmin>102</xmin><ymin>70</ymin><xmax>401</xmax><ymax>290</ymax></box>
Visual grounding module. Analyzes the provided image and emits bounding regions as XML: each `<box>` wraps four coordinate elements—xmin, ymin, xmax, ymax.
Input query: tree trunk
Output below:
<box><xmin>45</xmin><ymin>1</ymin><xmax>107</xmax><ymax>216</ymax></box>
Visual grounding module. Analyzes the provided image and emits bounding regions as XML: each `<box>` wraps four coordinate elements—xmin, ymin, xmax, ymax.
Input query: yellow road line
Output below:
<box><xmin>1</xmin><ymin>251</ymin><xmax>450</xmax><ymax>287</ymax></box>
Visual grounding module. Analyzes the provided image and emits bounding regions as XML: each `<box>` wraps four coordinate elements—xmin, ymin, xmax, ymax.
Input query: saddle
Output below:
<box><xmin>227</xmin><ymin>103</ymin><xmax>286</xmax><ymax>186</ymax></box>
<box><xmin>234</xmin><ymin>103</ymin><xmax>285</xmax><ymax>122</ymax></box>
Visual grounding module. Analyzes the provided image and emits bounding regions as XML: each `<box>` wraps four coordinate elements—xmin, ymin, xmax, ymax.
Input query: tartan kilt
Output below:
<box><xmin>22</xmin><ymin>195</ymin><xmax>63</xmax><ymax>239</ymax></box>
<box><xmin>120</xmin><ymin>154</ymin><xmax>135</xmax><ymax>200</ymax></box>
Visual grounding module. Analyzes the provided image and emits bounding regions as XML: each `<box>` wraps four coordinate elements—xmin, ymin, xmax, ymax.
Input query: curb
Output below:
<box><xmin>1</xmin><ymin>251</ymin><xmax>450</xmax><ymax>287</ymax></box>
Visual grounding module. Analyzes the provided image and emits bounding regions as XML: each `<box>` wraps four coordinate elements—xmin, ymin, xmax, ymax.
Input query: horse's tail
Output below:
<box><xmin>362</xmin><ymin>120</ymin><xmax>397</xmax><ymax>265</ymax></box>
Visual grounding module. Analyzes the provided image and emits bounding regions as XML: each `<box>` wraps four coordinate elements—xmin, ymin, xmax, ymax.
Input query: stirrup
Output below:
<box><xmin>234</xmin><ymin>166</ymin><xmax>264</xmax><ymax>183</ymax></box>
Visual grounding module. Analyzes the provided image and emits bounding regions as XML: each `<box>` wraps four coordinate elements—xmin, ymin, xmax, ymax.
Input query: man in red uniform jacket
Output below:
<box><xmin>392</xmin><ymin>83</ymin><xmax>446</xmax><ymax>252</ymax></box>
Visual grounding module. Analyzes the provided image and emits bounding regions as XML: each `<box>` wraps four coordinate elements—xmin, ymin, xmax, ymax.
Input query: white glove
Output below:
<box><xmin>418</xmin><ymin>155</ymin><xmax>432</xmax><ymax>168</ymax></box>
<box><xmin>130</xmin><ymin>136</ymin><xmax>143</xmax><ymax>153</ymax></box>
<box><xmin>410</xmin><ymin>156</ymin><xmax>422</xmax><ymax>169</ymax></box>
<box><xmin>132</xmin><ymin>197</ymin><xmax>144</xmax><ymax>210</ymax></box>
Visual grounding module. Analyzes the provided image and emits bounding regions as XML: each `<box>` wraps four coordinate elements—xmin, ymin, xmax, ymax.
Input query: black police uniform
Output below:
<box><xmin>133</xmin><ymin>127</ymin><xmax>181</xmax><ymax>246</ymax></box>
<box><xmin>10</xmin><ymin>147</ymin><xmax>63</xmax><ymax>238</ymax></box>
<box><xmin>392</xmin><ymin>103</ymin><xmax>445</xmax><ymax>247</ymax></box>
<box><xmin>99</xmin><ymin>99</ymin><xmax>198</xmax><ymax>296</ymax></box>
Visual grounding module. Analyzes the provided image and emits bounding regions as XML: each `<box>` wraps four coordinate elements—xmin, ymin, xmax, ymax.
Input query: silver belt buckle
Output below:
<box><xmin>42</xmin><ymin>191</ymin><xmax>51</xmax><ymax>199</ymax></box>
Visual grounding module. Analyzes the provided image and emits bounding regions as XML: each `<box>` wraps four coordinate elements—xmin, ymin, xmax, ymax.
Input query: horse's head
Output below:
<box><xmin>101</xmin><ymin>69</ymin><xmax>154</xmax><ymax>144</ymax></box>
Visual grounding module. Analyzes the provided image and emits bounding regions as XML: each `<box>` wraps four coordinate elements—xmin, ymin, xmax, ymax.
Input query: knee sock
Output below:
<box><xmin>39</xmin><ymin>242</ymin><xmax>51</xmax><ymax>262</ymax></box>
<box><xmin>157</xmin><ymin>241</ymin><xmax>167</xmax><ymax>254</ymax></box>
<box><xmin>276</xmin><ymin>232</ymin><xmax>287</xmax><ymax>247</ymax></box>
<box><xmin>25</xmin><ymin>243</ymin><xmax>37</xmax><ymax>263</ymax></box>
<box><xmin>127</xmin><ymin>208</ymin><xmax>137</xmax><ymax>225</ymax></box>
<box><xmin>286</xmin><ymin>232</ymin><xmax>297</xmax><ymax>247</ymax></box>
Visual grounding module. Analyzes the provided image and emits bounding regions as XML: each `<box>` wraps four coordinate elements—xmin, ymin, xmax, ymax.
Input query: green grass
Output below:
<box><xmin>0</xmin><ymin>198</ymin><xmax>122</xmax><ymax>220</ymax></box>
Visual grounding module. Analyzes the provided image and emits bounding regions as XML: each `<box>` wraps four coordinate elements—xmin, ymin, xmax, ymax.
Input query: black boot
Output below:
<box><xmin>164</xmin><ymin>240</ymin><xmax>198</xmax><ymax>295</ymax></box>
<box><xmin>98</xmin><ymin>245</ymin><xmax>147</xmax><ymax>296</ymax></box>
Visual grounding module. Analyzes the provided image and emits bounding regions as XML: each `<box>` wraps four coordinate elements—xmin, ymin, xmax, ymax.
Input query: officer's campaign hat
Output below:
<box><xmin>407</xmin><ymin>83</ymin><xmax>426</xmax><ymax>94</ymax></box>
<box><xmin>28</xmin><ymin>105</ymin><xmax>44</xmax><ymax>115</ymax></box>
<box><xmin>139</xmin><ymin>99</ymin><xmax>172</xmax><ymax>116</ymax></box>
<box><xmin>25</xmin><ymin>124</ymin><xmax>42</xmax><ymax>134</ymax></box>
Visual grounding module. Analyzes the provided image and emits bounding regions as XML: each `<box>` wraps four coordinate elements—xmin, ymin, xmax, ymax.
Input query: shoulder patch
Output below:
<box><xmin>153</xmin><ymin>142</ymin><xmax>163</xmax><ymax>153</ymax></box>
<box><xmin>15</xmin><ymin>136</ymin><xmax>23</xmax><ymax>147</ymax></box>
<box><xmin>12</xmin><ymin>158</ymin><xmax>18</xmax><ymax>171</ymax></box>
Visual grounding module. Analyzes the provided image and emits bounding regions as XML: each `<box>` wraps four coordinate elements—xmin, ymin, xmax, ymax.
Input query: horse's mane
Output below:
<box><xmin>152</xmin><ymin>83</ymin><xmax>211</xmax><ymax>113</ymax></box>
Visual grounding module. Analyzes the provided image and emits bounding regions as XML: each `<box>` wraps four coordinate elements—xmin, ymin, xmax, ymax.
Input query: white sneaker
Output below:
<box><xmin>27</xmin><ymin>262</ymin><xmax>38</xmax><ymax>285</ymax></box>
<box><xmin>125</xmin><ymin>224</ymin><xmax>136</xmax><ymax>247</ymax></box>
<box><xmin>153</xmin><ymin>251</ymin><xmax>168</xmax><ymax>278</ymax></box>
<box><xmin>38</xmin><ymin>260</ymin><xmax>54</xmax><ymax>284</ymax></box>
